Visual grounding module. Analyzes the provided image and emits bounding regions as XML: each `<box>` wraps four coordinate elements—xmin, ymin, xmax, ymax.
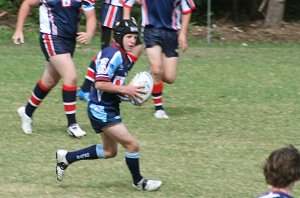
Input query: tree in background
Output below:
<box><xmin>210</xmin><ymin>0</ymin><xmax>299</xmax><ymax>28</ymax></box>
<box><xmin>261</xmin><ymin>0</ymin><xmax>286</xmax><ymax>28</ymax></box>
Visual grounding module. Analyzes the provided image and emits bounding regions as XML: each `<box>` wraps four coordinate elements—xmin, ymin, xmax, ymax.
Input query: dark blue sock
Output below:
<box><xmin>66</xmin><ymin>144</ymin><xmax>105</xmax><ymax>164</ymax></box>
<box><xmin>125</xmin><ymin>152</ymin><xmax>143</xmax><ymax>185</ymax></box>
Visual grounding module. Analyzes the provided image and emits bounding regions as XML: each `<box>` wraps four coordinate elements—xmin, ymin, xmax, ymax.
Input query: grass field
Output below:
<box><xmin>1</xmin><ymin>29</ymin><xmax>300</xmax><ymax>198</ymax></box>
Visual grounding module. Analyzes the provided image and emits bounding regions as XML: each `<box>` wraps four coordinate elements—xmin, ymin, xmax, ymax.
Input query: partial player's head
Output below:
<box><xmin>263</xmin><ymin>145</ymin><xmax>300</xmax><ymax>188</ymax></box>
<box><xmin>113</xmin><ymin>18</ymin><xmax>139</xmax><ymax>51</ymax></box>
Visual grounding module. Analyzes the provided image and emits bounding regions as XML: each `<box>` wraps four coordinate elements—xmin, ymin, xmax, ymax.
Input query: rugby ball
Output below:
<box><xmin>130</xmin><ymin>71</ymin><xmax>153</xmax><ymax>106</ymax></box>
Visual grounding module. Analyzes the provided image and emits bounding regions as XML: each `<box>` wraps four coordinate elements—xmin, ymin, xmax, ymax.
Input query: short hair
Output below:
<box><xmin>263</xmin><ymin>145</ymin><xmax>300</xmax><ymax>188</ymax></box>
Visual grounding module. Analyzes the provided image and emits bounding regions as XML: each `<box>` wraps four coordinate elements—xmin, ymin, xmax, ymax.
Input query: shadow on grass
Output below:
<box><xmin>165</xmin><ymin>106</ymin><xmax>202</xmax><ymax>117</ymax></box>
<box><xmin>57</xmin><ymin>180</ymin><xmax>128</xmax><ymax>190</ymax></box>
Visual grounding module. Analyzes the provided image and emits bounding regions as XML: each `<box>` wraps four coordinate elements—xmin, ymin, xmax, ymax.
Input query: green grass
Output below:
<box><xmin>1</xmin><ymin>29</ymin><xmax>300</xmax><ymax>197</ymax></box>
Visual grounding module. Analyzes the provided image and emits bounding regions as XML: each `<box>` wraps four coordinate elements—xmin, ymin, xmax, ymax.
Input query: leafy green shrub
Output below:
<box><xmin>0</xmin><ymin>0</ymin><xmax>14</xmax><ymax>9</ymax></box>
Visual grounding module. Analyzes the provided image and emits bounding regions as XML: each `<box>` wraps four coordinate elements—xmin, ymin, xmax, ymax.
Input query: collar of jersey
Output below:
<box><xmin>111</xmin><ymin>42</ymin><xmax>129</xmax><ymax>64</ymax></box>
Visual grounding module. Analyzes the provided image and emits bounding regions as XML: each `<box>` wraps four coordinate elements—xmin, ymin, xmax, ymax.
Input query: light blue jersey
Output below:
<box><xmin>89</xmin><ymin>42</ymin><xmax>133</xmax><ymax>107</ymax></box>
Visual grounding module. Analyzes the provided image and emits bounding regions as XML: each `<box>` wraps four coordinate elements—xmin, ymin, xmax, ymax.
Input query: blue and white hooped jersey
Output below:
<box><xmin>39</xmin><ymin>0</ymin><xmax>95</xmax><ymax>39</ymax></box>
<box><xmin>89</xmin><ymin>42</ymin><xmax>133</xmax><ymax>107</ymax></box>
<box><xmin>256</xmin><ymin>191</ymin><xmax>293</xmax><ymax>198</ymax></box>
<box><xmin>122</xmin><ymin>0</ymin><xmax>195</xmax><ymax>30</ymax></box>
<box><xmin>101</xmin><ymin>0</ymin><xmax>123</xmax><ymax>28</ymax></box>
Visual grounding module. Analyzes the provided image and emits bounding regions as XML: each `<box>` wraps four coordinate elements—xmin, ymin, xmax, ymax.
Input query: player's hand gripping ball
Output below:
<box><xmin>130</xmin><ymin>71</ymin><xmax>153</xmax><ymax>106</ymax></box>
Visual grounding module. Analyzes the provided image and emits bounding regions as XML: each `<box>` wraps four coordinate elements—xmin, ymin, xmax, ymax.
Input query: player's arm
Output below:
<box><xmin>77</xmin><ymin>9</ymin><xmax>97</xmax><ymax>44</ymax></box>
<box><xmin>12</xmin><ymin>0</ymin><xmax>39</xmax><ymax>44</ymax></box>
<box><xmin>95</xmin><ymin>81</ymin><xmax>144</xmax><ymax>100</ymax></box>
<box><xmin>94</xmin><ymin>56</ymin><xmax>144</xmax><ymax>100</ymax></box>
<box><xmin>121</xmin><ymin>0</ymin><xmax>136</xmax><ymax>19</ymax></box>
<box><xmin>178</xmin><ymin>12</ymin><xmax>192</xmax><ymax>52</ymax></box>
<box><xmin>179</xmin><ymin>0</ymin><xmax>196</xmax><ymax>52</ymax></box>
<box><xmin>123</xmin><ymin>6</ymin><xmax>131</xmax><ymax>19</ymax></box>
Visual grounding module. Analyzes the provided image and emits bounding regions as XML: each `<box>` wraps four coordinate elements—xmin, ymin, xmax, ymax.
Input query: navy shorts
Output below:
<box><xmin>143</xmin><ymin>27</ymin><xmax>179</xmax><ymax>57</ymax></box>
<box><xmin>40</xmin><ymin>33</ymin><xmax>76</xmax><ymax>61</ymax></box>
<box><xmin>87</xmin><ymin>103</ymin><xmax>122</xmax><ymax>133</ymax></box>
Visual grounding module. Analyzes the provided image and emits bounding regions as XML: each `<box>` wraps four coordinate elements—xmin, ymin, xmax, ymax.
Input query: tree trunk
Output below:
<box><xmin>263</xmin><ymin>0</ymin><xmax>285</xmax><ymax>28</ymax></box>
<box><xmin>232</xmin><ymin>0</ymin><xmax>239</xmax><ymax>22</ymax></box>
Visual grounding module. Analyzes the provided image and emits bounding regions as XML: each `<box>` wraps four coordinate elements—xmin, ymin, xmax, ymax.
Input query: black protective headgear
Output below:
<box><xmin>113</xmin><ymin>18</ymin><xmax>139</xmax><ymax>49</ymax></box>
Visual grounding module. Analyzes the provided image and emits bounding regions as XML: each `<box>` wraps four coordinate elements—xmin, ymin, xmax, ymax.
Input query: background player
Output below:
<box><xmin>56</xmin><ymin>19</ymin><xmax>162</xmax><ymax>191</ymax></box>
<box><xmin>123</xmin><ymin>0</ymin><xmax>196</xmax><ymax>119</ymax></box>
<box><xmin>12</xmin><ymin>0</ymin><xmax>96</xmax><ymax>137</ymax></box>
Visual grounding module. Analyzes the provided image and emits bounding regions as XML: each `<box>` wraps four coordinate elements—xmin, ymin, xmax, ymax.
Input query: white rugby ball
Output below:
<box><xmin>130</xmin><ymin>71</ymin><xmax>153</xmax><ymax>106</ymax></box>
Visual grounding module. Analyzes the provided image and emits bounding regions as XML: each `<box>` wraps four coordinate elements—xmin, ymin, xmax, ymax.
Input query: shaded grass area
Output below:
<box><xmin>1</xmin><ymin>30</ymin><xmax>300</xmax><ymax>197</ymax></box>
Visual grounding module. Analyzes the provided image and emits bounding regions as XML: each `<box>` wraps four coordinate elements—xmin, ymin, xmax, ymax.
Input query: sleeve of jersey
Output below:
<box><xmin>95</xmin><ymin>52</ymin><xmax>123</xmax><ymax>82</ymax></box>
<box><xmin>82</xmin><ymin>0</ymin><xmax>95</xmax><ymax>11</ymax></box>
<box><xmin>120</xmin><ymin>0</ymin><xmax>135</xmax><ymax>8</ymax></box>
<box><xmin>181</xmin><ymin>0</ymin><xmax>196</xmax><ymax>14</ymax></box>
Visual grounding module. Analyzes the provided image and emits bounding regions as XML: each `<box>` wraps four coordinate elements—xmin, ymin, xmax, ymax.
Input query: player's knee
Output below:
<box><xmin>126</xmin><ymin>141</ymin><xmax>140</xmax><ymax>153</ymax></box>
